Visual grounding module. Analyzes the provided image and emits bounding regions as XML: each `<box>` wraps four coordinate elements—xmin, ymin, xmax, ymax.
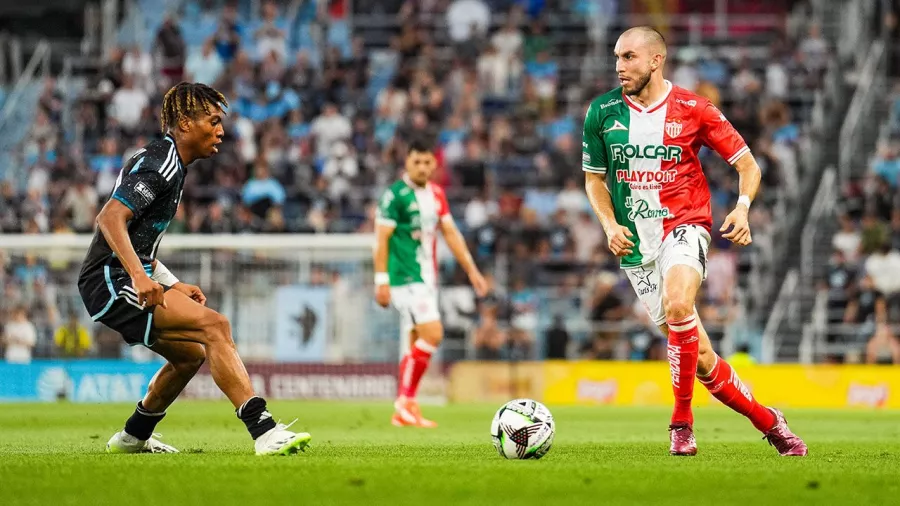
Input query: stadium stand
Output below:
<box><xmin>0</xmin><ymin>0</ymin><xmax>837</xmax><ymax>363</ymax></box>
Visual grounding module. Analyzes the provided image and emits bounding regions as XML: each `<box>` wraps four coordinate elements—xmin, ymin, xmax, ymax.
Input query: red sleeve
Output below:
<box><xmin>431</xmin><ymin>184</ymin><xmax>452</xmax><ymax>220</ymax></box>
<box><xmin>698</xmin><ymin>102</ymin><xmax>750</xmax><ymax>165</ymax></box>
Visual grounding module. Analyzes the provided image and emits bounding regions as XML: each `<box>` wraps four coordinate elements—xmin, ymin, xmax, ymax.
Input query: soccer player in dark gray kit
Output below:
<box><xmin>78</xmin><ymin>82</ymin><xmax>311</xmax><ymax>456</ymax></box>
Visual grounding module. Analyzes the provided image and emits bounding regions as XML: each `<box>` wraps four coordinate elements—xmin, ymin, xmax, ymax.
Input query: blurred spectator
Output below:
<box><xmin>624</xmin><ymin>303</ymin><xmax>665</xmax><ymax>361</ymax></box>
<box><xmin>491</xmin><ymin>17</ymin><xmax>523</xmax><ymax>60</ymax></box>
<box><xmin>865</xmin><ymin>323</ymin><xmax>900</xmax><ymax>364</ymax></box>
<box><xmin>727</xmin><ymin>343</ymin><xmax>757</xmax><ymax>367</ymax></box>
<box><xmin>322</xmin><ymin>141</ymin><xmax>359</xmax><ymax>202</ymax></box>
<box><xmin>508</xmin><ymin>278</ymin><xmax>538</xmax><ymax>357</ymax></box>
<box><xmin>447</xmin><ymin>0</ymin><xmax>490</xmax><ymax>43</ymax></box>
<box><xmin>254</xmin><ymin>1</ymin><xmax>288</xmax><ymax>62</ymax></box>
<box><xmin>213</xmin><ymin>3</ymin><xmax>242</xmax><ymax>62</ymax></box>
<box><xmin>672</xmin><ymin>52</ymin><xmax>700</xmax><ymax>92</ymax></box>
<box><xmin>820</xmin><ymin>249</ymin><xmax>855</xmax><ymax>325</ymax></box>
<box><xmin>525</xmin><ymin>50</ymin><xmax>559</xmax><ymax>108</ymax></box>
<box><xmin>3</xmin><ymin>307</ymin><xmax>37</xmax><ymax>364</ymax></box>
<box><xmin>864</xmin><ymin>243</ymin><xmax>900</xmax><ymax>296</ymax></box>
<box><xmin>572</xmin><ymin>211</ymin><xmax>604</xmax><ymax>263</ymax></box>
<box><xmin>585</xmin><ymin>272</ymin><xmax>627</xmax><ymax>359</ymax></box>
<box><xmin>798</xmin><ymin>22</ymin><xmax>829</xmax><ymax>76</ymax></box>
<box><xmin>54</xmin><ymin>312</ymin><xmax>93</xmax><ymax>358</ymax></box>
<box><xmin>832</xmin><ymin>213</ymin><xmax>862</xmax><ymax>263</ymax></box>
<box><xmin>311</xmin><ymin>103</ymin><xmax>352</xmax><ymax>160</ymax></box>
<box><xmin>845</xmin><ymin>274</ymin><xmax>886</xmax><ymax>326</ymax></box>
<box><xmin>242</xmin><ymin>160</ymin><xmax>286</xmax><ymax>218</ymax></box>
<box><xmin>556</xmin><ymin>177</ymin><xmax>588</xmax><ymax>218</ymax></box>
<box><xmin>154</xmin><ymin>15</ymin><xmax>187</xmax><ymax>84</ymax></box>
<box><xmin>464</xmin><ymin>190</ymin><xmax>498</xmax><ymax>230</ymax></box>
<box><xmin>704</xmin><ymin>242</ymin><xmax>737</xmax><ymax>306</ymax></box>
<box><xmin>109</xmin><ymin>75</ymin><xmax>149</xmax><ymax>132</ymax></box>
<box><xmin>123</xmin><ymin>44</ymin><xmax>154</xmax><ymax>92</ymax></box>
<box><xmin>61</xmin><ymin>179</ymin><xmax>99</xmax><ymax>234</ymax></box>
<box><xmin>544</xmin><ymin>314</ymin><xmax>570</xmax><ymax>359</ymax></box>
<box><xmin>186</xmin><ymin>38</ymin><xmax>226</xmax><ymax>85</ymax></box>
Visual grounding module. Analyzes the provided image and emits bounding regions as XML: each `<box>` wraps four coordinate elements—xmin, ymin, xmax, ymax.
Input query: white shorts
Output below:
<box><xmin>390</xmin><ymin>283</ymin><xmax>441</xmax><ymax>352</ymax></box>
<box><xmin>624</xmin><ymin>224</ymin><xmax>711</xmax><ymax>326</ymax></box>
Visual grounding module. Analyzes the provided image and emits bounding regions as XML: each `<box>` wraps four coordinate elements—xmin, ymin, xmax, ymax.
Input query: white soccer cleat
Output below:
<box><xmin>106</xmin><ymin>431</ymin><xmax>179</xmax><ymax>454</ymax></box>
<box><xmin>254</xmin><ymin>420</ymin><xmax>312</xmax><ymax>456</ymax></box>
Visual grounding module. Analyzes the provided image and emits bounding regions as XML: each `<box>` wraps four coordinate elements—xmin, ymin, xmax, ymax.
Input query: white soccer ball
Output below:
<box><xmin>490</xmin><ymin>398</ymin><xmax>555</xmax><ymax>459</ymax></box>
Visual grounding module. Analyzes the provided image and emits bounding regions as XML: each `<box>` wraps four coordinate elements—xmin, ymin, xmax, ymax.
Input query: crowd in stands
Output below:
<box><xmin>823</xmin><ymin>98</ymin><xmax>900</xmax><ymax>364</ymax></box>
<box><xmin>2</xmin><ymin>0</ymin><xmax>824</xmax><ymax>362</ymax></box>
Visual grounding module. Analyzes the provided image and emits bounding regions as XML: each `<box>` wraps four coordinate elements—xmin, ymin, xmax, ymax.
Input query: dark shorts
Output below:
<box><xmin>78</xmin><ymin>265</ymin><xmax>171</xmax><ymax>347</ymax></box>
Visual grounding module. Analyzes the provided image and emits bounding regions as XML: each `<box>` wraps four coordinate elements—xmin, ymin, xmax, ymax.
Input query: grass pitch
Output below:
<box><xmin>1</xmin><ymin>401</ymin><xmax>899</xmax><ymax>505</ymax></box>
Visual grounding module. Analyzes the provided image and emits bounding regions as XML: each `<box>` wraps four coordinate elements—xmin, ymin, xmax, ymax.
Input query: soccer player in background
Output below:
<box><xmin>78</xmin><ymin>82</ymin><xmax>312</xmax><ymax>456</ymax></box>
<box><xmin>582</xmin><ymin>27</ymin><xmax>808</xmax><ymax>456</ymax></box>
<box><xmin>374</xmin><ymin>137</ymin><xmax>489</xmax><ymax>427</ymax></box>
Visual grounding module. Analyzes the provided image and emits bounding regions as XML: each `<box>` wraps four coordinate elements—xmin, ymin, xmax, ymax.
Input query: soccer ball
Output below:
<box><xmin>490</xmin><ymin>399</ymin><xmax>555</xmax><ymax>459</ymax></box>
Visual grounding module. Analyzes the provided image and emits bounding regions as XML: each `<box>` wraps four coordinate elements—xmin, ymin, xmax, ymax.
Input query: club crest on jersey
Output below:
<box><xmin>665</xmin><ymin>120</ymin><xmax>683</xmax><ymax>138</ymax></box>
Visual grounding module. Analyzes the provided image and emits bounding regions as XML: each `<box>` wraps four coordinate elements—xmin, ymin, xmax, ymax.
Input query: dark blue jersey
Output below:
<box><xmin>79</xmin><ymin>134</ymin><xmax>186</xmax><ymax>277</ymax></box>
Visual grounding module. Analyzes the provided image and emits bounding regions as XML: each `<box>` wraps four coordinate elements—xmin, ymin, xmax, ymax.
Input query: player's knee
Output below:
<box><xmin>416</xmin><ymin>322</ymin><xmax>443</xmax><ymax>347</ymax></box>
<box><xmin>202</xmin><ymin>311</ymin><xmax>234</xmax><ymax>346</ymax></box>
<box><xmin>663</xmin><ymin>298</ymin><xmax>693</xmax><ymax>322</ymax></box>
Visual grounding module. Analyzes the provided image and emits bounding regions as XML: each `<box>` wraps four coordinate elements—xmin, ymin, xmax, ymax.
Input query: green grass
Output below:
<box><xmin>1</xmin><ymin>401</ymin><xmax>899</xmax><ymax>505</ymax></box>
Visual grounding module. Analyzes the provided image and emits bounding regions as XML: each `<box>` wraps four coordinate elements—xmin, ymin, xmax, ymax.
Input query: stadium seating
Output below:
<box><xmin>0</xmin><ymin>0</ymin><xmax>832</xmax><ymax>363</ymax></box>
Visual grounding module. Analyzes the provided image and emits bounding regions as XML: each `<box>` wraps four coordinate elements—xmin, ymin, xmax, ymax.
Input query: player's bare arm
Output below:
<box><xmin>373</xmin><ymin>222</ymin><xmax>394</xmax><ymax>307</ymax></box>
<box><xmin>719</xmin><ymin>152</ymin><xmax>761</xmax><ymax>246</ymax></box>
<box><xmin>438</xmin><ymin>216</ymin><xmax>488</xmax><ymax>297</ymax></box>
<box><xmin>96</xmin><ymin>199</ymin><xmax>166</xmax><ymax>308</ymax></box>
<box><xmin>585</xmin><ymin>172</ymin><xmax>633</xmax><ymax>257</ymax></box>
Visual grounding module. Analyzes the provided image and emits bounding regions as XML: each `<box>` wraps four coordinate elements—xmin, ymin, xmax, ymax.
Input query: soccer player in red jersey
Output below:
<box><xmin>582</xmin><ymin>27</ymin><xmax>807</xmax><ymax>456</ymax></box>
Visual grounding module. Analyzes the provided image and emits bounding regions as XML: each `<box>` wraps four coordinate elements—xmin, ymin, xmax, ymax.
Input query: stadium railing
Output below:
<box><xmin>839</xmin><ymin>40</ymin><xmax>887</xmax><ymax>181</ymax></box>
<box><xmin>0</xmin><ymin>39</ymin><xmax>50</xmax><ymax>184</ymax></box>
<box><xmin>1</xmin><ymin>232</ymin><xmax>742</xmax><ymax>363</ymax></box>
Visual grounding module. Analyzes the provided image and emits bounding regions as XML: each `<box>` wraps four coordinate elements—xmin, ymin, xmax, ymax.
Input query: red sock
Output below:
<box><xmin>667</xmin><ymin>315</ymin><xmax>699</xmax><ymax>426</ymax></box>
<box><xmin>398</xmin><ymin>339</ymin><xmax>435</xmax><ymax>399</ymax></box>
<box><xmin>699</xmin><ymin>355</ymin><xmax>776</xmax><ymax>432</ymax></box>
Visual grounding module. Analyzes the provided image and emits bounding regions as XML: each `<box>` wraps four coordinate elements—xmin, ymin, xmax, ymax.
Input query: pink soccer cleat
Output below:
<box><xmin>668</xmin><ymin>424</ymin><xmax>698</xmax><ymax>456</ymax></box>
<box><xmin>763</xmin><ymin>408</ymin><xmax>808</xmax><ymax>456</ymax></box>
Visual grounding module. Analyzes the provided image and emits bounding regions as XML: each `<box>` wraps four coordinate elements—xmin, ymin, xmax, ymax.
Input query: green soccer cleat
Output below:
<box><xmin>254</xmin><ymin>420</ymin><xmax>312</xmax><ymax>456</ymax></box>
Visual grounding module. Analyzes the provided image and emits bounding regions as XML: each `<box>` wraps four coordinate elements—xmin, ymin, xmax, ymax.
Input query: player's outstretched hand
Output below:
<box><xmin>375</xmin><ymin>284</ymin><xmax>391</xmax><ymax>308</ymax></box>
<box><xmin>720</xmin><ymin>206</ymin><xmax>752</xmax><ymax>246</ymax></box>
<box><xmin>133</xmin><ymin>274</ymin><xmax>167</xmax><ymax>309</ymax></box>
<box><xmin>173</xmin><ymin>282</ymin><xmax>207</xmax><ymax>306</ymax></box>
<box><xmin>469</xmin><ymin>270</ymin><xmax>489</xmax><ymax>298</ymax></box>
<box><xmin>606</xmin><ymin>225</ymin><xmax>635</xmax><ymax>257</ymax></box>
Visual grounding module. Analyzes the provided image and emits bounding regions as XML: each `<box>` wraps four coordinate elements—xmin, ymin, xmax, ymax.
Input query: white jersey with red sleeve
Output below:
<box><xmin>581</xmin><ymin>80</ymin><xmax>750</xmax><ymax>267</ymax></box>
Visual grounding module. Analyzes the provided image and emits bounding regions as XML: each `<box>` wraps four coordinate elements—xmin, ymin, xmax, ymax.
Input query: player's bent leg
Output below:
<box><xmin>694</xmin><ymin>346</ymin><xmax>807</xmax><ymax>456</ymax></box>
<box><xmin>661</xmin><ymin>264</ymin><xmax>702</xmax><ymax>455</ymax></box>
<box><xmin>107</xmin><ymin>341</ymin><xmax>206</xmax><ymax>455</ymax></box>
<box><xmin>152</xmin><ymin>289</ymin><xmax>253</xmax><ymax>408</ymax></box>
<box><xmin>143</xmin><ymin>340</ymin><xmax>206</xmax><ymax>412</ymax></box>
<box><xmin>394</xmin><ymin>320</ymin><xmax>441</xmax><ymax>428</ymax></box>
<box><xmin>152</xmin><ymin>289</ymin><xmax>311</xmax><ymax>456</ymax></box>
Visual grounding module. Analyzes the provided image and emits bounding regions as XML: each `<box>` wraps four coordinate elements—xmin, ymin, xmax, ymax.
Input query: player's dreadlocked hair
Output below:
<box><xmin>159</xmin><ymin>82</ymin><xmax>228</xmax><ymax>133</ymax></box>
